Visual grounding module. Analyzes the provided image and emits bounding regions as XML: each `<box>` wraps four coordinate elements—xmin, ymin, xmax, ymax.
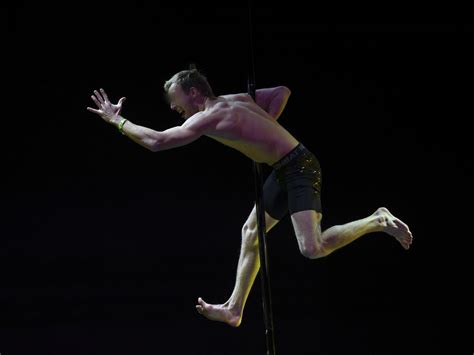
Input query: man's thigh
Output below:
<box><xmin>262</xmin><ymin>169</ymin><xmax>289</xmax><ymax>221</ymax></box>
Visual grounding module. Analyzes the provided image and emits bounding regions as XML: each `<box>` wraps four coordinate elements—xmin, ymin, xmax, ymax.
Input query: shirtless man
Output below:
<box><xmin>87</xmin><ymin>67</ymin><xmax>413</xmax><ymax>328</ymax></box>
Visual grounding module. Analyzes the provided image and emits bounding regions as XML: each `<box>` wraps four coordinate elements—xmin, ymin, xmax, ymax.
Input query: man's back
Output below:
<box><xmin>196</xmin><ymin>93</ymin><xmax>300</xmax><ymax>165</ymax></box>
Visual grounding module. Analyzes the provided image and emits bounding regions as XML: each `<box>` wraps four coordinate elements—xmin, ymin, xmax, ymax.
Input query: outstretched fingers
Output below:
<box><xmin>90</xmin><ymin>94</ymin><xmax>102</xmax><ymax>108</ymax></box>
<box><xmin>116</xmin><ymin>97</ymin><xmax>126</xmax><ymax>114</ymax></box>
<box><xmin>86</xmin><ymin>106</ymin><xmax>101</xmax><ymax>114</ymax></box>
<box><xmin>100</xmin><ymin>88</ymin><xmax>109</xmax><ymax>102</ymax></box>
<box><xmin>93</xmin><ymin>90</ymin><xmax>104</xmax><ymax>104</ymax></box>
<box><xmin>88</xmin><ymin>89</ymin><xmax>105</xmax><ymax>114</ymax></box>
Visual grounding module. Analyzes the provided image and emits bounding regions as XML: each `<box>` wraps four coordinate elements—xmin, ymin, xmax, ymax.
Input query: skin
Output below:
<box><xmin>164</xmin><ymin>82</ymin><xmax>301</xmax><ymax>164</ymax></box>
<box><xmin>87</xmin><ymin>83</ymin><xmax>413</xmax><ymax>328</ymax></box>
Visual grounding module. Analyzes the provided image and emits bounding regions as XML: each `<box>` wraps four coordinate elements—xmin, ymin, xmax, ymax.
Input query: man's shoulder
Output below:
<box><xmin>182</xmin><ymin>110</ymin><xmax>219</xmax><ymax>133</ymax></box>
<box><xmin>219</xmin><ymin>93</ymin><xmax>252</xmax><ymax>101</ymax></box>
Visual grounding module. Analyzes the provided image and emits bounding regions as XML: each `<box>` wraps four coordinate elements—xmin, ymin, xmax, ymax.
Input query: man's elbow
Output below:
<box><xmin>150</xmin><ymin>132</ymin><xmax>164</xmax><ymax>152</ymax></box>
<box><xmin>150</xmin><ymin>140</ymin><xmax>159</xmax><ymax>152</ymax></box>
<box><xmin>279</xmin><ymin>86</ymin><xmax>291</xmax><ymax>97</ymax></box>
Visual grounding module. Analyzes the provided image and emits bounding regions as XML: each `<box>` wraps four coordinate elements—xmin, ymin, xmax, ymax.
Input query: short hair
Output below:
<box><xmin>163</xmin><ymin>64</ymin><xmax>215</xmax><ymax>100</ymax></box>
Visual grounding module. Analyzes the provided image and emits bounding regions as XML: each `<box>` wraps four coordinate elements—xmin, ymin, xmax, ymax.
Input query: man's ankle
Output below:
<box><xmin>228</xmin><ymin>301</ymin><xmax>242</xmax><ymax>315</ymax></box>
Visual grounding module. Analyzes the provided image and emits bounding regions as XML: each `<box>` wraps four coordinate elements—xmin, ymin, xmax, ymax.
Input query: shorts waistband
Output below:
<box><xmin>271</xmin><ymin>142</ymin><xmax>306</xmax><ymax>170</ymax></box>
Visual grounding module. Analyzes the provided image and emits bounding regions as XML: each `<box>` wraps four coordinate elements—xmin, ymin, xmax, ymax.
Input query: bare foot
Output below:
<box><xmin>195</xmin><ymin>297</ymin><xmax>242</xmax><ymax>327</ymax></box>
<box><xmin>373</xmin><ymin>207</ymin><xmax>413</xmax><ymax>250</ymax></box>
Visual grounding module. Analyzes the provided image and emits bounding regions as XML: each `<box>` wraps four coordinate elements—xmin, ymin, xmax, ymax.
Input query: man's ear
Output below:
<box><xmin>189</xmin><ymin>87</ymin><xmax>199</xmax><ymax>97</ymax></box>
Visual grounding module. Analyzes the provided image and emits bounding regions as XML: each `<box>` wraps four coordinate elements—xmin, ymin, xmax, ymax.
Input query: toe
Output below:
<box><xmin>198</xmin><ymin>298</ymin><xmax>209</xmax><ymax>309</ymax></box>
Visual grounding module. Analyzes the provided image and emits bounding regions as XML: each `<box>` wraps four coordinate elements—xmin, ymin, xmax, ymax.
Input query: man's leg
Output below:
<box><xmin>291</xmin><ymin>207</ymin><xmax>413</xmax><ymax>259</ymax></box>
<box><xmin>195</xmin><ymin>204</ymin><xmax>280</xmax><ymax>327</ymax></box>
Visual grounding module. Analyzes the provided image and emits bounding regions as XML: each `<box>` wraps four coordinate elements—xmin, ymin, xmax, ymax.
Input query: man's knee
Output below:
<box><xmin>300</xmin><ymin>243</ymin><xmax>327</xmax><ymax>259</ymax></box>
<box><xmin>242</xmin><ymin>224</ymin><xmax>259</xmax><ymax>248</ymax></box>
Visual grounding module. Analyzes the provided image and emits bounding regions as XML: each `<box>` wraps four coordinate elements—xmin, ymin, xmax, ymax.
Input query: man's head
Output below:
<box><xmin>164</xmin><ymin>66</ymin><xmax>216</xmax><ymax>120</ymax></box>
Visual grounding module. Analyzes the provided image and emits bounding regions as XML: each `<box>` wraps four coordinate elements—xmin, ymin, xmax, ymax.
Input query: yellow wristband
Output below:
<box><xmin>118</xmin><ymin>118</ymin><xmax>128</xmax><ymax>135</ymax></box>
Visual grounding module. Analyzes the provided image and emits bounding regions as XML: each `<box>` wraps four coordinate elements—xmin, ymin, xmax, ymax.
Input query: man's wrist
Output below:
<box><xmin>109</xmin><ymin>117</ymin><xmax>119</xmax><ymax>127</ymax></box>
<box><xmin>117</xmin><ymin>117</ymin><xmax>128</xmax><ymax>135</ymax></box>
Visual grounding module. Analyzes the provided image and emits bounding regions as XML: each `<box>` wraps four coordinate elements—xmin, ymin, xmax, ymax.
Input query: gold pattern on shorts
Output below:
<box><xmin>295</xmin><ymin>153</ymin><xmax>322</xmax><ymax>194</ymax></box>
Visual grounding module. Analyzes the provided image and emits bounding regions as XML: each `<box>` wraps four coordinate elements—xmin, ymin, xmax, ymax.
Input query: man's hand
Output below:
<box><xmin>255</xmin><ymin>86</ymin><xmax>291</xmax><ymax>120</ymax></box>
<box><xmin>87</xmin><ymin>88</ymin><xmax>126</xmax><ymax>125</ymax></box>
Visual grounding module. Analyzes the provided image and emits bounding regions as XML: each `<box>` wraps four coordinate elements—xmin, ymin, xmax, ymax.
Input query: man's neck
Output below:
<box><xmin>200</xmin><ymin>96</ymin><xmax>218</xmax><ymax>111</ymax></box>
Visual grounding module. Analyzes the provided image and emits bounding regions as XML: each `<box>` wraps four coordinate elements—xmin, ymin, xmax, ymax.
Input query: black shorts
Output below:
<box><xmin>263</xmin><ymin>142</ymin><xmax>322</xmax><ymax>220</ymax></box>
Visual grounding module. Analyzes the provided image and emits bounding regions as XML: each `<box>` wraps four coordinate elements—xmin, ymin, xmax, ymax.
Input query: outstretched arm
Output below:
<box><xmin>87</xmin><ymin>88</ymin><xmax>203</xmax><ymax>152</ymax></box>
<box><xmin>255</xmin><ymin>86</ymin><xmax>291</xmax><ymax>120</ymax></box>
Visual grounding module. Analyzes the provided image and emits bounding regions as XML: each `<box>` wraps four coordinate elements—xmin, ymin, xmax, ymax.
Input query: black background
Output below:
<box><xmin>2</xmin><ymin>2</ymin><xmax>473</xmax><ymax>354</ymax></box>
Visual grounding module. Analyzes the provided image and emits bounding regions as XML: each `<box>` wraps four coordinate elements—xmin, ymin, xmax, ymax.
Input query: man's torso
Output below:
<box><xmin>187</xmin><ymin>93</ymin><xmax>300</xmax><ymax>166</ymax></box>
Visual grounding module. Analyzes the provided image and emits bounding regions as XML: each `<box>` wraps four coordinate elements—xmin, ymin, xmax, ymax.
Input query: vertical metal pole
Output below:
<box><xmin>247</xmin><ymin>2</ymin><xmax>276</xmax><ymax>354</ymax></box>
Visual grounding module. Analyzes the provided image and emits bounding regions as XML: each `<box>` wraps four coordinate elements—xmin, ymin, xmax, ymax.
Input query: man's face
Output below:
<box><xmin>167</xmin><ymin>83</ymin><xmax>197</xmax><ymax>120</ymax></box>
